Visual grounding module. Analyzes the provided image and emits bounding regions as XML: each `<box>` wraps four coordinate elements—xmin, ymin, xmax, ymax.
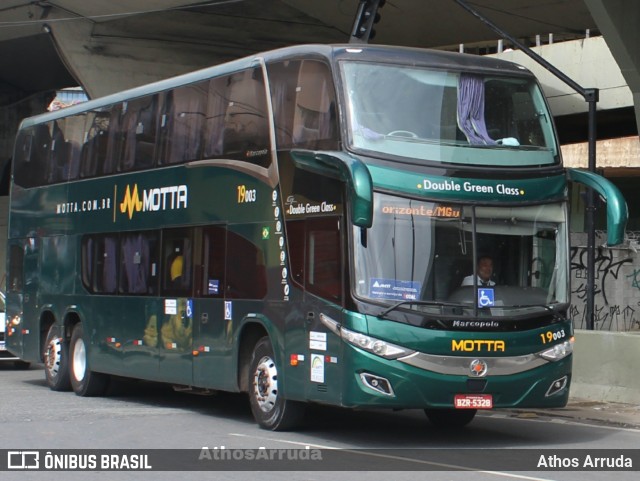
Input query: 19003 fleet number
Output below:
<box><xmin>540</xmin><ymin>329</ymin><xmax>566</xmax><ymax>344</ymax></box>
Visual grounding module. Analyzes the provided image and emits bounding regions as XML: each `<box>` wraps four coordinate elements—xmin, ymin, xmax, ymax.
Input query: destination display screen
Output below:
<box><xmin>378</xmin><ymin>203</ymin><xmax>461</xmax><ymax>218</ymax></box>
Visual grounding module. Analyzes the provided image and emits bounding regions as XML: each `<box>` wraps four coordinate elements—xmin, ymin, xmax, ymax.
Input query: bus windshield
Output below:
<box><xmin>341</xmin><ymin>61</ymin><xmax>558</xmax><ymax>167</ymax></box>
<box><xmin>353</xmin><ymin>193</ymin><xmax>569</xmax><ymax>318</ymax></box>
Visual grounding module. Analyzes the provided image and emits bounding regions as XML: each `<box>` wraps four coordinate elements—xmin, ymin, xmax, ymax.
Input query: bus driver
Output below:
<box><xmin>461</xmin><ymin>256</ymin><xmax>495</xmax><ymax>287</ymax></box>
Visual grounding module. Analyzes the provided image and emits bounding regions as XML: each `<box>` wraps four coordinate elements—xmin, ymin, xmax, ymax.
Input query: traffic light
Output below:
<box><xmin>350</xmin><ymin>0</ymin><xmax>385</xmax><ymax>44</ymax></box>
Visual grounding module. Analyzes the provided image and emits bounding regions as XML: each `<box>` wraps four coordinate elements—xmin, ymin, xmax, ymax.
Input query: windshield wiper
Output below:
<box><xmin>379</xmin><ymin>300</ymin><xmax>468</xmax><ymax>318</ymax></box>
<box><xmin>495</xmin><ymin>302</ymin><xmax>569</xmax><ymax>313</ymax></box>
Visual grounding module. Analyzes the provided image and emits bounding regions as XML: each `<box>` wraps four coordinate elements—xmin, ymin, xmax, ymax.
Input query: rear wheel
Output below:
<box><xmin>425</xmin><ymin>408</ymin><xmax>477</xmax><ymax>428</ymax></box>
<box><xmin>248</xmin><ymin>336</ymin><xmax>305</xmax><ymax>431</ymax></box>
<box><xmin>43</xmin><ymin>325</ymin><xmax>71</xmax><ymax>391</ymax></box>
<box><xmin>69</xmin><ymin>323</ymin><xmax>109</xmax><ymax>396</ymax></box>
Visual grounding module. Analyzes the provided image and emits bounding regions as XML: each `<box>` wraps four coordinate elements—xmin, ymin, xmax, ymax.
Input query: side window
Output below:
<box><xmin>162</xmin><ymin>228</ymin><xmax>193</xmax><ymax>296</ymax></box>
<box><xmin>306</xmin><ymin>217</ymin><xmax>343</xmax><ymax>303</ymax></box>
<box><xmin>104</xmin><ymin>102</ymin><xmax>124</xmax><ymax>175</ymax></box>
<box><xmin>221</xmin><ymin>68</ymin><xmax>271</xmax><ymax>168</ymax></box>
<box><xmin>13</xmin><ymin>128</ymin><xmax>44</xmax><ymax>188</ymax></box>
<box><xmin>80</xmin><ymin>110</ymin><xmax>110</xmax><ymax>178</ymax></box>
<box><xmin>47</xmin><ymin>120</ymin><xmax>69</xmax><ymax>184</ymax></box>
<box><xmin>98</xmin><ymin>236</ymin><xmax>119</xmax><ymax>293</ymax></box>
<box><xmin>15</xmin><ymin>123</ymin><xmax>81</xmax><ymax>188</ymax></box>
<box><xmin>198</xmin><ymin>226</ymin><xmax>226</xmax><ymax>297</ymax></box>
<box><xmin>267</xmin><ymin>61</ymin><xmax>298</xmax><ymax>148</ymax></box>
<box><xmin>63</xmin><ymin>114</ymin><xmax>87</xmax><ymax>181</ymax></box>
<box><xmin>105</xmin><ymin>97</ymin><xmax>158</xmax><ymax>175</ymax></box>
<box><xmin>7</xmin><ymin>244</ymin><xmax>24</xmax><ymax>293</ymax></box>
<box><xmin>292</xmin><ymin>61</ymin><xmax>337</xmax><ymax>149</ymax></box>
<box><xmin>118</xmin><ymin>95</ymin><xmax>160</xmax><ymax>172</ymax></box>
<box><xmin>81</xmin><ymin>236</ymin><xmax>93</xmax><ymax>292</ymax></box>
<box><xmin>285</xmin><ymin>217</ymin><xmax>343</xmax><ymax>304</ymax></box>
<box><xmin>203</xmin><ymin>76</ymin><xmax>228</xmax><ymax>159</ymax></box>
<box><xmin>285</xmin><ymin>220</ymin><xmax>305</xmax><ymax>288</ymax></box>
<box><xmin>47</xmin><ymin>119</ymin><xmax>74</xmax><ymax>184</ymax></box>
<box><xmin>81</xmin><ymin>235</ymin><xmax>119</xmax><ymax>294</ymax></box>
<box><xmin>119</xmin><ymin>232</ymin><xmax>159</xmax><ymax>295</ymax></box>
<box><xmin>158</xmin><ymin>83</ymin><xmax>208</xmax><ymax>165</ymax></box>
<box><xmin>268</xmin><ymin>59</ymin><xmax>339</xmax><ymax>150</ymax></box>
<box><xmin>225</xmin><ymin>228</ymin><xmax>267</xmax><ymax>299</ymax></box>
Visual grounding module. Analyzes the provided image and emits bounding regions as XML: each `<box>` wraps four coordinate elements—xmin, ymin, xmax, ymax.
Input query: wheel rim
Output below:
<box><xmin>72</xmin><ymin>338</ymin><xmax>87</xmax><ymax>382</ymax></box>
<box><xmin>252</xmin><ymin>355</ymin><xmax>278</xmax><ymax>413</ymax></box>
<box><xmin>44</xmin><ymin>338</ymin><xmax>62</xmax><ymax>377</ymax></box>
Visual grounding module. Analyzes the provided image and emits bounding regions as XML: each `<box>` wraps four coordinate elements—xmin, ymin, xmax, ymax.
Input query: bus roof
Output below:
<box><xmin>18</xmin><ymin>43</ymin><xmax>535</xmax><ymax>130</ymax></box>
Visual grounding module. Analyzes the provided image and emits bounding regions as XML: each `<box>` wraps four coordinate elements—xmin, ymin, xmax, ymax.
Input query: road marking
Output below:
<box><xmin>229</xmin><ymin>433</ymin><xmax>560</xmax><ymax>480</ymax></box>
<box><xmin>487</xmin><ymin>412</ymin><xmax>640</xmax><ymax>433</ymax></box>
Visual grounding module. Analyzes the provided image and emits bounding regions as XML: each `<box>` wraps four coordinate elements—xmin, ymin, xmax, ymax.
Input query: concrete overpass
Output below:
<box><xmin>0</xmin><ymin>1</ymin><xmax>637</xmax><ymax>103</ymax></box>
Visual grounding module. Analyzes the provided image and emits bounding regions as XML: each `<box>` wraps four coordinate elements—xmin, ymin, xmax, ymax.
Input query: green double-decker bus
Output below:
<box><xmin>6</xmin><ymin>44</ymin><xmax>627</xmax><ymax>430</ymax></box>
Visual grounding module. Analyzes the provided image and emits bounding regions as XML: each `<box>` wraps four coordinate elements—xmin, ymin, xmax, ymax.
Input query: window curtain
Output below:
<box><xmin>102</xmin><ymin>237</ymin><xmax>117</xmax><ymax>293</ymax></box>
<box><xmin>457</xmin><ymin>74</ymin><xmax>495</xmax><ymax>145</ymax></box>
<box><xmin>121</xmin><ymin>234</ymin><xmax>150</xmax><ymax>294</ymax></box>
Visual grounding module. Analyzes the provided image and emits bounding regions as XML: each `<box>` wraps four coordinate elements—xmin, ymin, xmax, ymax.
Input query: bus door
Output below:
<box><xmin>6</xmin><ymin>239</ymin><xmax>40</xmax><ymax>361</ymax></box>
<box><xmin>279</xmin><ymin>157</ymin><xmax>350</xmax><ymax>403</ymax></box>
<box><xmin>191</xmin><ymin>225</ymin><xmax>234</xmax><ymax>391</ymax></box>
<box><xmin>287</xmin><ymin>216</ymin><xmax>345</xmax><ymax>403</ymax></box>
<box><xmin>156</xmin><ymin>228</ymin><xmax>195</xmax><ymax>385</ymax></box>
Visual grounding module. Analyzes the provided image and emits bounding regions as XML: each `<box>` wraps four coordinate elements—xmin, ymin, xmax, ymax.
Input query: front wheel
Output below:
<box><xmin>43</xmin><ymin>325</ymin><xmax>71</xmax><ymax>391</ymax></box>
<box><xmin>248</xmin><ymin>336</ymin><xmax>305</xmax><ymax>431</ymax></box>
<box><xmin>69</xmin><ymin>323</ymin><xmax>109</xmax><ymax>397</ymax></box>
<box><xmin>424</xmin><ymin>408</ymin><xmax>477</xmax><ymax>428</ymax></box>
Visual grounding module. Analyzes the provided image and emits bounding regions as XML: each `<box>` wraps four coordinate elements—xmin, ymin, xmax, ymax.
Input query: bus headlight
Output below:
<box><xmin>538</xmin><ymin>338</ymin><xmax>574</xmax><ymax>361</ymax></box>
<box><xmin>340</xmin><ymin>326</ymin><xmax>414</xmax><ymax>359</ymax></box>
<box><xmin>319</xmin><ymin>312</ymin><xmax>415</xmax><ymax>360</ymax></box>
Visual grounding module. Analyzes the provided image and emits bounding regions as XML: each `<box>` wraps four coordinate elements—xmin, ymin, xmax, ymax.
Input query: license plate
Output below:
<box><xmin>454</xmin><ymin>394</ymin><xmax>493</xmax><ymax>409</ymax></box>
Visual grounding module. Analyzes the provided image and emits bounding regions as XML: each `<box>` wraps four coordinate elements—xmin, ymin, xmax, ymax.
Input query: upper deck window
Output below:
<box><xmin>267</xmin><ymin>59</ymin><xmax>339</xmax><ymax>151</ymax></box>
<box><xmin>341</xmin><ymin>62</ymin><xmax>558</xmax><ymax>167</ymax></box>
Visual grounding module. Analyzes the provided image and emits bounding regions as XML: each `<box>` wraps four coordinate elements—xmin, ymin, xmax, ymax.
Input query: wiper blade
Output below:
<box><xmin>497</xmin><ymin>302</ymin><xmax>568</xmax><ymax>312</ymax></box>
<box><xmin>502</xmin><ymin>304</ymin><xmax>552</xmax><ymax>312</ymax></box>
<box><xmin>379</xmin><ymin>300</ymin><xmax>468</xmax><ymax>318</ymax></box>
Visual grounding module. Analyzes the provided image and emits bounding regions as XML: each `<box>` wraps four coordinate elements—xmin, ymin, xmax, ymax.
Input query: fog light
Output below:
<box><xmin>545</xmin><ymin>375</ymin><xmax>568</xmax><ymax>397</ymax></box>
<box><xmin>360</xmin><ymin>373</ymin><xmax>395</xmax><ymax>397</ymax></box>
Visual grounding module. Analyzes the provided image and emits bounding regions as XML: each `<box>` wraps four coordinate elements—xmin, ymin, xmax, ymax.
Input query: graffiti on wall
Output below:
<box><xmin>570</xmin><ymin>246</ymin><xmax>639</xmax><ymax>331</ymax></box>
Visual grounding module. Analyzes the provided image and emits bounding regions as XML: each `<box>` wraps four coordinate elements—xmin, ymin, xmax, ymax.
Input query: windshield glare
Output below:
<box><xmin>342</xmin><ymin>62</ymin><xmax>558</xmax><ymax>166</ymax></box>
<box><xmin>353</xmin><ymin>194</ymin><xmax>568</xmax><ymax>317</ymax></box>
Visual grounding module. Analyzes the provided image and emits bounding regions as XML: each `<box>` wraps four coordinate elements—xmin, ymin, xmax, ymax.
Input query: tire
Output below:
<box><xmin>69</xmin><ymin>323</ymin><xmax>109</xmax><ymax>397</ymax></box>
<box><xmin>43</xmin><ymin>325</ymin><xmax>71</xmax><ymax>391</ymax></box>
<box><xmin>424</xmin><ymin>408</ymin><xmax>477</xmax><ymax>428</ymax></box>
<box><xmin>248</xmin><ymin>336</ymin><xmax>305</xmax><ymax>431</ymax></box>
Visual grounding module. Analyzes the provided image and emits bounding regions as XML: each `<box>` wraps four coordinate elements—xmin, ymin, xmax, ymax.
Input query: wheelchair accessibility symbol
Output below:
<box><xmin>478</xmin><ymin>288</ymin><xmax>495</xmax><ymax>308</ymax></box>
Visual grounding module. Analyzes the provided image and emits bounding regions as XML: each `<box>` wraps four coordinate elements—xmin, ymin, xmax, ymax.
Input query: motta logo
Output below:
<box><xmin>451</xmin><ymin>339</ymin><xmax>506</xmax><ymax>352</ymax></box>
<box><xmin>119</xmin><ymin>183</ymin><xmax>188</xmax><ymax>220</ymax></box>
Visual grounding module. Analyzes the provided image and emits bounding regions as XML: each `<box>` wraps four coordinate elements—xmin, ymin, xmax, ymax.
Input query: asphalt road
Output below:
<box><xmin>1</xmin><ymin>363</ymin><xmax>638</xmax><ymax>481</ymax></box>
